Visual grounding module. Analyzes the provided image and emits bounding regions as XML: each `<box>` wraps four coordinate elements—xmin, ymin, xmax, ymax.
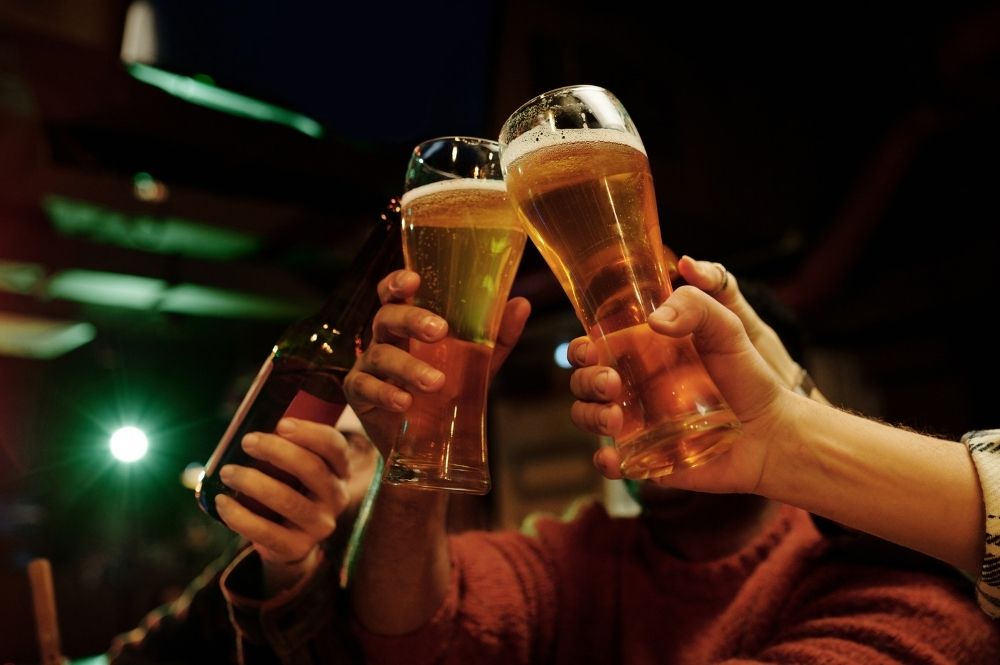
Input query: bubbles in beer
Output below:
<box><xmin>500</xmin><ymin>127</ymin><xmax>647</xmax><ymax>174</ymax></box>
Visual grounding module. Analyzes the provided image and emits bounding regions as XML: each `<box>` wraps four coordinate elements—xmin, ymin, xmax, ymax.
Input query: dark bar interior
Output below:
<box><xmin>1</xmin><ymin>1</ymin><xmax>998</xmax><ymax>662</ymax></box>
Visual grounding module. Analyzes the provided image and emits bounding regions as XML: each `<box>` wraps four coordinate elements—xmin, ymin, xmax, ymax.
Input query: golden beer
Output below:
<box><xmin>387</xmin><ymin>178</ymin><xmax>525</xmax><ymax>492</ymax></box>
<box><xmin>503</xmin><ymin>128</ymin><xmax>739</xmax><ymax>478</ymax></box>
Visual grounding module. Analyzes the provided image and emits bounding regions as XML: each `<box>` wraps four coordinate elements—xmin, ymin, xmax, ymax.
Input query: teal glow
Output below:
<box><xmin>159</xmin><ymin>283</ymin><xmax>310</xmax><ymax>320</ymax></box>
<box><xmin>47</xmin><ymin>270</ymin><xmax>167</xmax><ymax>308</ymax></box>
<box><xmin>133</xmin><ymin>171</ymin><xmax>154</xmax><ymax>188</ymax></box>
<box><xmin>126</xmin><ymin>62</ymin><xmax>325</xmax><ymax>138</ymax></box>
<box><xmin>42</xmin><ymin>270</ymin><xmax>310</xmax><ymax>319</ymax></box>
<box><xmin>70</xmin><ymin>657</ymin><xmax>109</xmax><ymax>665</ymax></box>
<box><xmin>44</xmin><ymin>195</ymin><xmax>260</xmax><ymax>260</ymax></box>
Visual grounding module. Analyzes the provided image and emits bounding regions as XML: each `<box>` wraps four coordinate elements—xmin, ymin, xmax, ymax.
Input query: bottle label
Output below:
<box><xmin>284</xmin><ymin>389</ymin><xmax>346</xmax><ymax>425</ymax></box>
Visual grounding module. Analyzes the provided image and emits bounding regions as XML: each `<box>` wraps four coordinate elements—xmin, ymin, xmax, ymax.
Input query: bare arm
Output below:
<box><xmin>765</xmin><ymin>395</ymin><xmax>984</xmax><ymax>575</ymax></box>
<box><xmin>351</xmin><ymin>486</ymin><xmax>450</xmax><ymax>633</ymax></box>
<box><xmin>680</xmin><ymin>258</ymin><xmax>982</xmax><ymax>571</ymax></box>
<box><xmin>344</xmin><ymin>269</ymin><xmax>531</xmax><ymax>633</ymax></box>
<box><xmin>572</xmin><ymin>281</ymin><xmax>985</xmax><ymax>576</ymax></box>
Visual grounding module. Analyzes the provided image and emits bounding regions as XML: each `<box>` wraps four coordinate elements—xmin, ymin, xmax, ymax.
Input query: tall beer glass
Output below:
<box><xmin>499</xmin><ymin>85</ymin><xmax>740</xmax><ymax>479</ymax></box>
<box><xmin>386</xmin><ymin>137</ymin><xmax>526</xmax><ymax>493</ymax></box>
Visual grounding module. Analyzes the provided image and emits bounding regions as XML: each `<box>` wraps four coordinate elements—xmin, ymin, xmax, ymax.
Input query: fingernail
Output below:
<box><xmin>594</xmin><ymin>369</ymin><xmax>609</xmax><ymax>394</ymax></box>
<box><xmin>391</xmin><ymin>272</ymin><xmax>408</xmax><ymax>289</ymax></box>
<box><xmin>420</xmin><ymin>367</ymin><xmax>444</xmax><ymax>388</ymax></box>
<box><xmin>649</xmin><ymin>305</ymin><xmax>678</xmax><ymax>324</ymax></box>
<box><xmin>598</xmin><ymin>407</ymin><xmax>610</xmax><ymax>429</ymax></box>
<box><xmin>214</xmin><ymin>495</ymin><xmax>233</xmax><ymax>512</ymax></box>
<box><xmin>575</xmin><ymin>341</ymin><xmax>590</xmax><ymax>364</ymax></box>
<box><xmin>392</xmin><ymin>390</ymin><xmax>410</xmax><ymax>409</ymax></box>
<box><xmin>276</xmin><ymin>418</ymin><xmax>296</xmax><ymax>434</ymax></box>
<box><xmin>220</xmin><ymin>465</ymin><xmax>235</xmax><ymax>482</ymax></box>
<box><xmin>422</xmin><ymin>316</ymin><xmax>445</xmax><ymax>336</ymax></box>
<box><xmin>592</xmin><ymin>450</ymin><xmax>605</xmax><ymax>470</ymax></box>
<box><xmin>242</xmin><ymin>434</ymin><xmax>259</xmax><ymax>451</ymax></box>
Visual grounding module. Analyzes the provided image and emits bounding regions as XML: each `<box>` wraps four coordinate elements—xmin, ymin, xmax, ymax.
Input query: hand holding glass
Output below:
<box><xmin>385</xmin><ymin>137</ymin><xmax>526</xmax><ymax>493</ymax></box>
<box><xmin>499</xmin><ymin>85</ymin><xmax>740</xmax><ymax>479</ymax></box>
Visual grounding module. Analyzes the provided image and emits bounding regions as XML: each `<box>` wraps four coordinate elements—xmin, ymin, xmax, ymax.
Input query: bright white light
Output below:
<box><xmin>110</xmin><ymin>426</ymin><xmax>149</xmax><ymax>463</ymax></box>
<box><xmin>180</xmin><ymin>462</ymin><xmax>205</xmax><ymax>490</ymax></box>
<box><xmin>121</xmin><ymin>1</ymin><xmax>158</xmax><ymax>64</ymax></box>
<box><xmin>554</xmin><ymin>342</ymin><xmax>572</xmax><ymax>369</ymax></box>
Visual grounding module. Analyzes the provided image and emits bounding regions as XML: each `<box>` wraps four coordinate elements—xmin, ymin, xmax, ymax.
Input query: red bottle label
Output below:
<box><xmin>284</xmin><ymin>389</ymin><xmax>346</xmax><ymax>425</ymax></box>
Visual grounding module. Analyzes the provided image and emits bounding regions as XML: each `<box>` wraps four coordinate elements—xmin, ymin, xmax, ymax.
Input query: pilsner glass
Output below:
<box><xmin>499</xmin><ymin>85</ymin><xmax>740</xmax><ymax>479</ymax></box>
<box><xmin>385</xmin><ymin>137</ymin><xmax>526</xmax><ymax>493</ymax></box>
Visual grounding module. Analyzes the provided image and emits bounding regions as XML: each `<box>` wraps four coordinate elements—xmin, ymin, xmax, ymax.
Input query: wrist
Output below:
<box><xmin>754</xmin><ymin>390</ymin><xmax>818</xmax><ymax>500</ymax></box>
<box><xmin>262</xmin><ymin>545</ymin><xmax>323</xmax><ymax>596</ymax></box>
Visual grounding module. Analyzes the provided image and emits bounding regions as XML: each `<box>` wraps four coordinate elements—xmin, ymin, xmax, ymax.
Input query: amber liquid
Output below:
<box><xmin>505</xmin><ymin>131</ymin><xmax>740</xmax><ymax>478</ymax></box>
<box><xmin>389</xmin><ymin>180</ymin><xmax>525</xmax><ymax>493</ymax></box>
<box><xmin>385</xmin><ymin>338</ymin><xmax>494</xmax><ymax>490</ymax></box>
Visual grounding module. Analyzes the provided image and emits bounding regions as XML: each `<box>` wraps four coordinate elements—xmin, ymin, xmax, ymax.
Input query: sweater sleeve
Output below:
<box><xmin>107</xmin><ymin>543</ymin><xmax>240</xmax><ymax>665</ymax></box>
<box><xmin>221</xmin><ymin>544</ymin><xmax>362</xmax><ymax>665</ymax></box>
<box><xmin>354</xmin><ymin>528</ymin><xmax>557</xmax><ymax>665</ymax></box>
<box><xmin>962</xmin><ymin>429</ymin><xmax>1000</xmax><ymax>617</ymax></box>
<box><xmin>721</xmin><ymin>548</ymin><xmax>1000</xmax><ymax>664</ymax></box>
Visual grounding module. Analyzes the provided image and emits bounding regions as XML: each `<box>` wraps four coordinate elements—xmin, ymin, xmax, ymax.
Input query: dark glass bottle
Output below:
<box><xmin>196</xmin><ymin>198</ymin><xmax>402</xmax><ymax>524</ymax></box>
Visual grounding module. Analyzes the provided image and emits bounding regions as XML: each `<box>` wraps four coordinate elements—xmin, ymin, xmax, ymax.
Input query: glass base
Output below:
<box><xmin>384</xmin><ymin>457</ymin><xmax>491</xmax><ymax>495</ymax></box>
<box><xmin>617</xmin><ymin>408</ymin><xmax>741</xmax><ymax>480</ymax></box>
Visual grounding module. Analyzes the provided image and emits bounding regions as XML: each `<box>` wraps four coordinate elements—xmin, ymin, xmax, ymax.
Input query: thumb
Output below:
<box><xmin>490</xmin><ymin>297</ymin><xmax>531</xmax><ymax>378</ymax></box>
<box><xmin>648</xmin><ymin>286</ymin><xmax>781</xmax><ymax>420</ymax></box>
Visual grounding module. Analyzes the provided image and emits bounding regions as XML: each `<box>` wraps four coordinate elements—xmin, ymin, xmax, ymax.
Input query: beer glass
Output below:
<box><xmin>386</xmin><ymin>137</ymin><xmax>526</xmax><ymax>493</ymax></box>
<box><xmin>499</xmin><ymin>85</ymin><xmax>740</xmax><ymax>479</ymax></box>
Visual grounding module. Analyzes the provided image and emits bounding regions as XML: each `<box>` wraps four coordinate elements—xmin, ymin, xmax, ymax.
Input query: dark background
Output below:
<box><xmin>1</xmin><ymin>0</ymin><xmax>998</xmax><ymax>659</ymax></box>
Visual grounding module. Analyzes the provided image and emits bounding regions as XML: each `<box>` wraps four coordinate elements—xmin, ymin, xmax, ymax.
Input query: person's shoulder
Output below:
<box><xmin>807</xmin><ymin>513</ymin><xmax>967</xmax><ymax>582</ymax></box>
<box><xmin>801</xmin><ymin>518</ymin><xmax>986</xmax><ymax>619</ymax></box>
<box><xmin>451</xmin><ymin>496</ymin><xmax>622</xmax><ymax>544</ymax></box>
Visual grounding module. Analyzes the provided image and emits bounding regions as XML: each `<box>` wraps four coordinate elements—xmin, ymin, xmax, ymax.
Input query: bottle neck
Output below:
<box><xmin>313</xmin><ymin>201</ymin><xmax>403</xmax><ymax>337</ymax></box>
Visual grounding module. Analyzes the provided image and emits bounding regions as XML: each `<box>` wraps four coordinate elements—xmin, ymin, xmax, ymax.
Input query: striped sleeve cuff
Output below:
<box><xmin>962</xmin><ymin>429</ymin><xmax>1000</xmax><ymax>618</ymax></box>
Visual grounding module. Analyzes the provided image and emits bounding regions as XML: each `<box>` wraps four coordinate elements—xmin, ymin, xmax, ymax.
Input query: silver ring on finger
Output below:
<box><xmin>710</xmin><ymin>262</ymin><xmax>729</xmax><ymax>296</ymax></box>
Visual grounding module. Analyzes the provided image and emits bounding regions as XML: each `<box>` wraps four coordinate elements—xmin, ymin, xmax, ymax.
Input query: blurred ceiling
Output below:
<box><xmin>0</xmin><ymin>0</ymin><xmax>996</xmax><ymax>466</ymax></box>
<box><xmin>0</xmin><ymin>0</ymin><xmax>996</xmax><ymax>452</ymax></box>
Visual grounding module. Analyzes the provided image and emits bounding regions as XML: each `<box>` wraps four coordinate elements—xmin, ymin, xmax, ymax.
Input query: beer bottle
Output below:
<box><xmin>196</xmin><ymin>198</ymin><xmax>402</xmax><ymax>524</ymax></box>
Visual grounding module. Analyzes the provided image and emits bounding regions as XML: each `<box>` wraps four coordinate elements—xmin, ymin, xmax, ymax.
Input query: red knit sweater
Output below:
<box><xmin>357</xmin><ymin>502</ymin><xmax>1000</xmax><ymax>664</ymax></box>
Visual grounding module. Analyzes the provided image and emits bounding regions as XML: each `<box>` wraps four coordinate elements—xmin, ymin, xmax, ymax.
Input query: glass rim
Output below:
<box><xmin>412</xmin><ymin>135</ymin><xmax>501</xmax><ymax>152</ymax></box>
<box><xmin>404</xmin><ymin>135</ymin><xmax>504</xmax><ymax>194</ymax></box>
<box><xmin>499</xmin><ymin>83</ymin><xmax>611</xmax><ymax>142</ymax></box>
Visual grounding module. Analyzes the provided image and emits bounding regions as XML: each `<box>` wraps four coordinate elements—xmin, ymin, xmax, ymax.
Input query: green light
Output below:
<box><xmin>110</xmin><ymin>426</ymin><xmax>149</xmax><ymax>463</ymax></box>
<box><xmin>69</xmin><ymin>657</ymin><xmax>109</xmax><ymax>665</ymax></box>
<box><xmin>126</xmin><ymin>62</ymin><xmax>325</xmax><ymax>138</ymax></box>
<box><xmin>44</xmin><ymin>195</ymin><xmax>260</xmax><ymax>260</ymax></box>
<box><xmin>133</xmin><ymin>171</ymin><xmax>154</xmax><ymax>188</ymax></box>
<box><xmin>159</xmin><ymin>283</ymin><xmax>311</xmax><ymax>320</ymax></box>
<box><xmin>0</xmin><ymin>312</ymin><xmax>96</xmax><ymax>359</ymax></box>
<box><xmin>47</xmin><ymin>270</ymin><xmax>167</xmax><ymax>308</ymax></box>
<box><xmin>42</xmin><ymin>270</ymin><xmax>311</xmax><ymax>319</ymax></box>
<box><xmin>0</xmin><ymin>260</ymin><xmax>45</xmax><ymax>293</ymax></box>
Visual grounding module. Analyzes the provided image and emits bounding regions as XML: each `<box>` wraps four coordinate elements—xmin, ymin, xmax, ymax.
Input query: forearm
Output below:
<box><xmin>761</xmin><ymin>394</ymin><xmax>984</xmax><ymax>574</ymax></box>
<box><xmin>350</xmin><ymin>484</ymin><xmax>450</xmax><ymax>634</ymax></box>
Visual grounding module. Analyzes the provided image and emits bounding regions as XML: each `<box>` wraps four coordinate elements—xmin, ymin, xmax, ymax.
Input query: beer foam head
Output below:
<box><xmin>500</xmin><ymin>127</ymin><xmax>647</xmax><ymax>172</ymax></box>
<box><xmin>401</xmin><ymin>177</ymin><xmax>507</xmax><ymax>208</ymax></box>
